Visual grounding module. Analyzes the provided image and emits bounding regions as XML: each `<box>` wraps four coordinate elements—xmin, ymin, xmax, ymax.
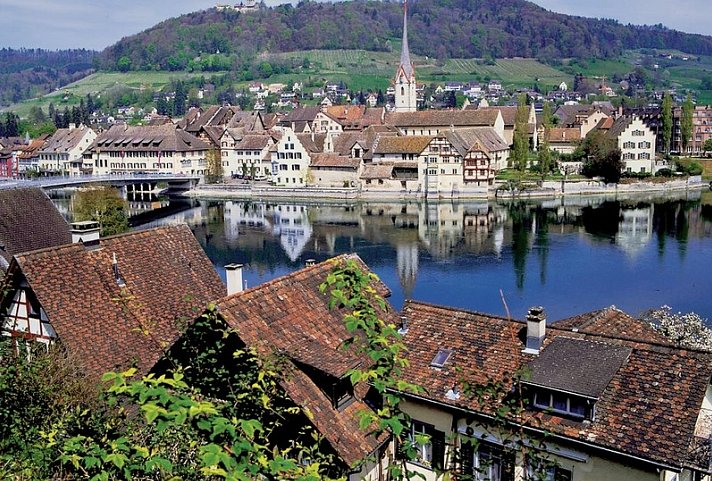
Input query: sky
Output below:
<box><xmin>1</xmin><ymin>0</ymin><xmax>711</xmax><ymax>51</ymax></box>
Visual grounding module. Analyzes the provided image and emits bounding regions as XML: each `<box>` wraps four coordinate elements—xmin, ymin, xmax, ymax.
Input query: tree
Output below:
<box><xmin>74</xmin><ymin>186</ymin><xmax>130</xmax><ymax>236</ymax></box>
<box><xmin>537</xmin><ymin>102</ymin><xmax>553</xmax><ymax>180</ymax></box>
<box><xmin>204</xmin><ymin>148</ymin><xmax>224</xmax><ymax>184</ymax></box>
<box><xmin>680</xmin><ymin>93</ymin><xmax>694</xmax><ymax>155</ymax></box>
<box><xmin>579</xmin><ymin>130</ymin><xmax>624</xmax><ymax>183</ymax></box>
<box><xmin>28</xmin><ymin>105</ymin><xmax>47</xmax><ymax>124</ymax></box>
<box><xmin>662</xmin><ymin>92</ymin><xmax>672</xmax><ymax>154</ymax></box>
<box><xmin>117</xmin><ymin>56</ymin><xmax>132</xmax><ymax>72</ymax></box>
<box><xmin>3</xmin><ymin>112</ymin><xmax>19</xmax><ymax>137</ymax></box>
<box><xmin>173</xmin><ymin>81</ymin><xmax>187</xmax><ymax>117</ymax></box>
<box><xmin>511</xmin><ymin>94</ymin><xmax>530</xmax><ymax>175</ymax></box>
<box><xmin>704</xmin><ymin>138</ymin><xmax>712</xmax><ymax>156</ymax></box>
<box><xmin>644</xmin><ymin>306</ymin><xmax>712</xmax><ymax>351</ymax></box>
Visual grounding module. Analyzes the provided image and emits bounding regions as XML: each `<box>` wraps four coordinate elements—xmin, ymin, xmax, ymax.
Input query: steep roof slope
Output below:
<box><xmin>0</xmin><ymin>188</ymin><xmax>71</xmax><ymax>269</ymax></box>
<box><xmin>7</xmin><ymin>225</ymin><xmax>225</xmax><ymax>376</ymax></box>
<box><xmin>216</xmin><ymin>254</ymin><xmax>394</xmax><ymax>466</ymax></box>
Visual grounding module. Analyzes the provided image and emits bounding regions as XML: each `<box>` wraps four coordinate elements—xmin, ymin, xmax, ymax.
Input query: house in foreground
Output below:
<box><xmin>396</xmin><ymin>301</ymin><xmax>712</xmax><ymax>481</ymax></box>
<box><xmin>0</xmin><ymin>224</ymin><xmax>225</xmax><ymax>376</ymax></box>
<box><xmin>158</xmin><ymin>254</ymin><xmax>395</xmax><ymax>480</ymax></box>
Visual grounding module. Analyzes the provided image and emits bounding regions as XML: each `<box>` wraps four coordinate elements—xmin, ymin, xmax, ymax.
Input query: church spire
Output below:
<box><xmin>399</xmin><ymin>0</ymin><xmax>414</xmax><ymax>81</ymax></box>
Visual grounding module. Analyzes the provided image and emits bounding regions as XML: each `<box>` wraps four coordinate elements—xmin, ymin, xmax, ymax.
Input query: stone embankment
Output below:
<box><xmin>187</xmin><ymin>176</ymin><xmax>707</xmax><ymax>201</ymax></box>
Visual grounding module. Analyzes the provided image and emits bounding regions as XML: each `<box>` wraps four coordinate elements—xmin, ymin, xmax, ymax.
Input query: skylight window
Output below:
<box><xmin>431</xmin><ymin>349</ymin><xmax>453</xmax><ymax>368</ymax></box>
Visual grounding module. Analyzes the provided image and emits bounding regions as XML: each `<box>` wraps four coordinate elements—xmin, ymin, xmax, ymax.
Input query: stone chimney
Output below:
<box><xmin>522</xmin><ymin>306</ymin><xmax>546</xmax><ymax>355</ymax></box>
<box><xmin>70</xmin><ymin>221</ymin><xmax>101</xmax><ymax>249</ymax></box>
<box><xmin>225</xmin><ymin>263</ymin><xmax>244</xmax><ymax>296</ymax></box>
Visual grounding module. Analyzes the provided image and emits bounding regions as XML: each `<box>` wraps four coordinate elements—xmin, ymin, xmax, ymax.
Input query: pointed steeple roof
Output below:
<box><xmin>396</xmin><ymin>0</ymin><xmax>415</xmax><ymax>82</ymax></box>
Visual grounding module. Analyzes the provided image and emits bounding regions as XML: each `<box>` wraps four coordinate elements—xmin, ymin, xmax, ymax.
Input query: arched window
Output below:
<box><xmin>401</xmin><ymin>86</ymin><xmax>405</xmax><ymax>96</ymax></box>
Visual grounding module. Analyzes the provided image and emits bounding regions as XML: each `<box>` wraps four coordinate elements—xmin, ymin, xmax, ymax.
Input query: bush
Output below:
<box><xmin>655</xmin><ymin>168</ymin><xmax>673</xmax><ymax>177</ymax></box>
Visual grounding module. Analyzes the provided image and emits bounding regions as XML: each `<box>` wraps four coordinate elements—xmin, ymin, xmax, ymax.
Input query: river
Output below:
<box><xmin>50</xmin><ymin>189</ymin><xmax>712</xmax><ymax>322</ymax></box>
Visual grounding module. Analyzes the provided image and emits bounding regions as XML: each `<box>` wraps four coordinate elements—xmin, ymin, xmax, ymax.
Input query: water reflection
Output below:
<box><xmin>49</xmin><ymin>189</ymin><xmax>712</xmax><ymax>320</ymax></box>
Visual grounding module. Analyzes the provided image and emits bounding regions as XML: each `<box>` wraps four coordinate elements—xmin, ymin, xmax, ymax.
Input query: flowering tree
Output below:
<box><xmin>644</xmin><ymin>306</ymin><xmax>712</xmax><ymax>351</ymax></box>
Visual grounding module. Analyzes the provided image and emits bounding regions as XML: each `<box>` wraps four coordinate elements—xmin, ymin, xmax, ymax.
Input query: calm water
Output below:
<box><xmin>51</xmin><ymin>189</ymin><xmax>712</xmax><ymax>322</ymax></box>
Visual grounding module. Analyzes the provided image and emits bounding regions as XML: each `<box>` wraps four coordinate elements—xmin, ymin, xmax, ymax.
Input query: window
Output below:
<box><xmin>408</xmin><ymin>421</ymin><xmax>445</xmax><ymax>469</ymax></box>
<box><xmin>638</xmin><ymin>141</ymin><xmax>651</xmax><ymax>149</ymax></box>
<box><xmin>431</xmin><ymin>349</ymin><xmax>453</xmax><ymax>368</ymax></box>
<box><xmin>638</xmin><ymin>153</ymin><xmax>650</xmax><ymax>160</ymax></box>
<box><xmin>279</xmin><ymin>164</ymin><xmax>288</xmax><ymax>171</ymax></box>
<box><xmin>632</xmin><ymin>129</ymin><xmax>645</xmax><ymax>136</ymax></box>
<box><xmin>623</xmin><ymin>141</ymin><xmax>635</xmax><ymax>149</ymax></box>
<box><xmin>532</xmin><ymin>390</ymin><xmax>587</xmax><ymax>419</ymax></box>
<box><xmin>461</xmin><ymin>440</ymin><xmax>515</xmax><ymax>481</ymax></box>
<box><xmin>428</xmin><ymin>169</ymin><xmax>437</xmax><ymax>175</ymax></box>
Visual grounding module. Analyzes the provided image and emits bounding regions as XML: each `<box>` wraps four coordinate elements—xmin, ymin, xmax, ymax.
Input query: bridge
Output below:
<box><xmin>0</xmin><ymin>174</ymin><xmax>201</xmax><ymax>194</ymax></box>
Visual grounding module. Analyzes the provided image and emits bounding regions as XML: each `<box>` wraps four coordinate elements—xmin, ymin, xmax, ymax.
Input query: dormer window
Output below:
<box><xmin>331</xmin><ymin>377</ymin><xmax>354</xmax><ymax>410</ymax></box>
<box><xmin>531</xmin><ymin>389</ymin><xmax>588</xmax><ymax>420</ymax></box>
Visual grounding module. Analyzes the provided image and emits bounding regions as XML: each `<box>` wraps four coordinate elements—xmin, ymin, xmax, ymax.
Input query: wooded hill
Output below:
<box><xmin>99</xmin><ymin>0</ymin><xmax>712</xmax><ymax>72</ymax></box>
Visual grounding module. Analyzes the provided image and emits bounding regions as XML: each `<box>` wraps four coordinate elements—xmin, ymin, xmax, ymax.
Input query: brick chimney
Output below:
<box><xmin>225</xmin><ymin>263</ymin><xmax>244</xmax><ymax>296</ymax></box>
<box><xmin>522</xmin><ymin>306</ymin><xmax>546</xmax><ymax>355</ymax></box>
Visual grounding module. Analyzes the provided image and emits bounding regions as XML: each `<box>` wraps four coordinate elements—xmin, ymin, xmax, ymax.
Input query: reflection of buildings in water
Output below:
<box><xmin>139</xmin><ymin>206</ymin><xmax>207</xmax><ymax>230</ymax></box>
<box><xmin>396</xmin><ymin>242</ymin><xmax>419</xmax><ymax>299</ymax></box>
<box><xmin>126</xmin><ymin>199</ymin><xmax>169</xmax><ymax>217</ymax></box>
<box><xmin>271</xmin><ymin>204</ymin><xmax>313</xmax><ymax>261</ymax></box>
<box><xmin>615</xmin><ymin>207</ymin><xmax>653</xmax><ymax>257</ymax></box>
<box><xmin>463</xmin><ymin>203</ymin><xmax>500</xmax><ymax>256</ymax></box>
<box><xmin>223</xmin><ymin>201</ymin><xmax>271</xmax><ymax>246</ymax></box>
<box><xmin>418</xmin><ymin>202</ymin><xmax>465</xmax><ymax>259</ymax></box>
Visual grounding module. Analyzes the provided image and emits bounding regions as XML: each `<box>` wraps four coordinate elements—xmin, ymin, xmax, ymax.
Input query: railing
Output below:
<box><xmin>0</xmin><ymin>173</ymin><xmax>200</xmax><ymax>190</ymax></box>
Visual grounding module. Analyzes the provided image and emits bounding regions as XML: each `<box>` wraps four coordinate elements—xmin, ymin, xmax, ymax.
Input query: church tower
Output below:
<box><xmin>394</xmin><ymin>0</ymin><xmax>417</xmax><ymax>112</ymax></box>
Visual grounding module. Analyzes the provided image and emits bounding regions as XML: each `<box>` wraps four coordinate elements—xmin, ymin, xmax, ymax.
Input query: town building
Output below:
<box><xmin>87</xmin><ymin>123</ymin><xmax>211</xmax><ymax>176</ymax></box>
<box><xmin>605</xmin><ymin>116</ymin><xmax>659</xmax><ymax>174</ymax></box>
<box><xmin>37</xmin><ymin>124</ymin><xmax>97</xmax><ymax>175</ymax></box>
<box><xmin>673</xmin><ymin>104</ymin><xmax>712</xmax><ymax>155</ymax></box>
<box><xmin>270</xmin><ymin>127</ymin><xmax>326</xmax><ymax>186</ymax></box>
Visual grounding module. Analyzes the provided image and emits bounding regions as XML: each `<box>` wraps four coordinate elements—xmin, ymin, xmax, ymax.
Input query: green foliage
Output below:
<box><xmin>676</xmin><ymin>158</ymin><xmax>704</xmax><ymax>176</ymax></box>
<box><xmin>703</xmin><ymin>138</ymin><xmax>712</xmax><ymax>153</ymax></box>
<box><xmin>681</xmin><ymin>93</ymin><xmax>694</xmax><ymax>154</ymax></box>
<box><xmin>578</xmin><ymin>130</ymin><xmax>624</xmax><ymax>183</ymax></box>
<box><xmin>537</xmin><ymin>102</ymin><xmax>554</xmax><ymax>180</ymax></box>
<box><xmin>511</xmin><ymin>94</ymin><xmax>530</xmax><ymax>175</ymax></box>
<box><xmin>662</xmin><ymin>92</ymin><xmax>673</xmax><ymax>153</ymax></box>
<box><xmin>73</xmin><ymin>186</ymin><xmax>130</xmax><ymax>236</ymax></box>
<box><xmin>204</xmin><ymin>149</ymin><xmax>224</xmax><ymax>184</ymax></box>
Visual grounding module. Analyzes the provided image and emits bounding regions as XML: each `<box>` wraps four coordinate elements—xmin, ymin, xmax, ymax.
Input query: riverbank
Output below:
<box><xmin>185</xmin><ymin>176</ymin><xmax>708</xmax><ymax>201</ymax></box>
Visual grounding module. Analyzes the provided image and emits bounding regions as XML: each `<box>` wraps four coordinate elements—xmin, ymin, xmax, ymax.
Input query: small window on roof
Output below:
<box><xmin>431</xmin><ymin>349</ymin><xmax>453</xmax><ymax>368</ymax></box>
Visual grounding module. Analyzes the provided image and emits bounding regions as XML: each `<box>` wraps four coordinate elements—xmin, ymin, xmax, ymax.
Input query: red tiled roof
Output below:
<box><xmin>386</xmin><ymin>110</ymin><xmax>501</xmax><ymax>128</ymax></box>
<box><xmin>552</xmin><ymin>306</ymin><xmax>669</xmax><ymax>344</ymax></box>
<box><xmin>310</xmin><ymin>153</ymin><xmax>360</xmax><ymax>169</ymax></box>
<box><xmin>216</xmin><ymin>254</ymin><xmax>394</xmax><ymax>466</ymax></box>
<box><xmin>398</xmin><ymin>300</ymin><xmax>712</xmax><ymax>471</ymax></box>
<box><xmin>7</xmin><ymin>225</ymin><xmax>225</xmax><ymax>377</ymax></box>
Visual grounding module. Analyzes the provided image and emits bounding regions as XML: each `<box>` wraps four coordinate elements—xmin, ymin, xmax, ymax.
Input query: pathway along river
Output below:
<box><xmin>51</xmin><ymin>189</ymin><xmax>712</xmax><ymax>322</ymax></box>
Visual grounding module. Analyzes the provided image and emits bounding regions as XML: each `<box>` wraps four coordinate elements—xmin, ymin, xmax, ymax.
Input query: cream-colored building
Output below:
<box><xmin>386</xmin><ymin>110</ymin><xmax>506</xmax><ymax>141</ymax></box>
<box><xmin>87</xmin><ymin>124</ymin><xmax>210</xmax><ymax>176</ymax></box>
<box><xmin>607</xmin><ymin>115</ymin><xmax>657</xmax><ymax>174</ymax></box>
<box><xmin>270</xmin><ymin>127</ymin><xmax>326</xmax><ymax>186</ymax></box>
<box><xmin>38</xmin><ymin>124</ymin><xmax>97</xmax><ymax>175</ymax></box>
<box><xmin>395</xmin><ymin>301</ymin><xmax>712</xmax><ymax>481</ymax></box>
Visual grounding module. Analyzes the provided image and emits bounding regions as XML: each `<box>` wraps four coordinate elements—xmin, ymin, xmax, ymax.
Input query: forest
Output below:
<box><xmin>98</xmin><ymin>0</ymin><xmax>712</xmax><ymax>72</ymax></box>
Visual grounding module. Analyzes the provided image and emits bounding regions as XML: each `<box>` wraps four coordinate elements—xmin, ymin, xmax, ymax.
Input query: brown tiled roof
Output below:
<box><xmin>604</xmin><ymin>115</ymin><xmax>635</xmax><ymax>141</ymax></box>
<box><xmin>234</xmin><ymin>134</ymin><xmax>271</xmax><ymax>150</ymax></box>
<box><xmin>296</xmin><ymin>133</ymin><xmax>326</xmax><ymax>153</ymax></box>
<box><xmin>446</xmin><ymin>127</ymin><xmax>509</xmax><ymax>155</ymax></box>
<box><xmin>216</xmin><ymin>254</ymin><xmax>394</xmax><ymax>466</ymax></box>
<box><xmin>17</xmin><ymin>137</ymin><xmax>49</xmax><ymax>159</ymax></box>
<box><xmin>361</xmin><ymin>164</ymin><xmax>393</xmax><ymax>179</ymax></box>
<box><xmin>548</xmin><ymin>127</ymin><xmax>581</xmax><ymax>143</ymax></box>
<box><xmin>399</xmin><ymin>300</ymin><xmax>712</xmax><ymax>471</ymax></box>
<box><xmin>40</xmin><ymin>126</ymin><xmax>92</xmax><ymax>154</ymax></box>
<box><xmin>7</xmin><ymin>225</ymin><xmax>225</xmax><ymax>377</ymax></box>
<box><xmin>386</xmin><ymin>110</ymin><xmax>501</xmax><ymax>128</ymax></box>
<box><xmin>310</xmin><ymin>153</ymin><xmax>360</xmax><ymax>169</ymax></box>
<box><xmin>372</xmin><ymin>135</ymin><xmax>432</xmax><ymax>154</ymax></box>
<box><xmin>324</xmin><ymin>105</ymin><xmax>366</xmax><ymax>122</ymax></box>
<box><xmin>0</xmin><ymin>188</ymin><xmax>71</xmax><ymax>269</ymax></box>
<box><xmin>552</xmin><ymin>306</ymin><xmax>669</xmax><ymax>344</ymax></box>
<box><xmin>280</xmin><ymin>106</ymin><xmax>321</xmax><ymax>123</ymax></box>
<box><xmin>92</xmin><ymin>124</ymin><xmax>211</xmax><ymax>153</ymax></box>
<box><xmin>477</xmin><ymin>106</ymin><xmax>518</xmax><ymax>126</ymax></box>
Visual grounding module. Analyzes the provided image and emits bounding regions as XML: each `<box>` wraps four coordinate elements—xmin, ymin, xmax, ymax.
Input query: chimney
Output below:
<box><xmin>225</xmin><ymin>263</ymin><xmax>244</xmax><ymax>296</ymax></box>
<box><xmin>68</xmin><ymin>123</ymin><xmax>76</xmax><ymax>130</ymax></box>
<box><xmin>305</xmin><ymin>258</ymin><xmax>316</xmax><ymax>267</ymax></box>
<box><xmin>70</xmin><ymin>221</ymin><xmax>101</xmax><ymax>249</ymax></box>
<box><xmin>522</xmin><ymin>306</ymin><xmax>546</xmax><ymax>355</ymax></box>
<box><xmin>397</xmin><ymin>315</ymin><xmax>409</xmax><ymax>335</ymax></box>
